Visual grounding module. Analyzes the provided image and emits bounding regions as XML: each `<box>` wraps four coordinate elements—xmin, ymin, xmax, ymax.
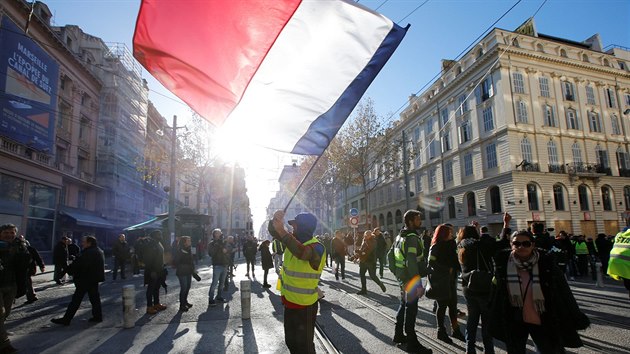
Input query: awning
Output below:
<box><xmin>123</xmin><ymin>216</ymin><xmax>167</xmax><ymax>231</ymax></box>
<box><xmin>59</xmin><ymin>207</ymin><xmax>116</xmax><ymax>229</ymax></box>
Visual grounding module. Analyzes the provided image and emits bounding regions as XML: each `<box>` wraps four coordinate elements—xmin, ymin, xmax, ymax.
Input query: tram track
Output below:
<box><xmin>315</xmin><ymin>321</ymin><xmax>342</xmax><ymax>354</ymax></box>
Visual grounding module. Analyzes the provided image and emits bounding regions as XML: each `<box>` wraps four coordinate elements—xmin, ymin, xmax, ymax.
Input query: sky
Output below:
<box><xmin>43</xmin><ymin>0</ymin><xmax>630</xmax><ymax>233</ymax></box>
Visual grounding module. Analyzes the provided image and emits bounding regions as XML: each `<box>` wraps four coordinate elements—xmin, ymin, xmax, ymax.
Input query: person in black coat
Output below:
<box><xmin>20</xmin><ymin>235</ymin><xmax>45</xmax><ymax>304</ymax></box>
<box><xmin>53</xmin><ymin>237</ymin><xmax>69</xmax><ymax>285</ymax></box>
<box><xmin>259</xmin><ymin>240</ymin><xmax>273</xmax><ymax>288</ymax></box>
<box><xmin>490</xmin><ymin>230</ymin><xmax>589</xmax><ymax>353</ymax></box>
<box><xmin>51</xmin><ymin>235</ymin><xmax>105</xmax><ymax>325</ymax></box>
<box><xmin>243</xmin><ymin>236</ymin><xmax>258</xmax><ymax>277</ymax></box>
<box><xmin>112</xmin><ymin>233</ymin><xmax>130</xmax><ymax>280</ymax></box>
<box><xmin>429</xmin><ymin>224</ymin><xmax>464</xmax><ymax>343</ymax></box>
<box><xmin>140</xmin><ymin>230</ymin><xmax>166</xmax><ymax>314</ymax></box>
<box><xmin>595</xmin><ymin>233</ymin><xmax>613</xmax><ymax>275</ymax></box>
<box><xmin>457</xmin><ymin>226</ymin><xmax>494</xmax><ymax>354</ymax></box>
<box><xmin>174</xmin><ymin>236</ymin><xmax>195</xmax><ymax>312</ymax></box>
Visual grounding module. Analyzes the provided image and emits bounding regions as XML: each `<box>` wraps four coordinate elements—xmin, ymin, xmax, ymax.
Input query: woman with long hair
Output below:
<box><xmin>428</xmin><ymin>224</ymin><xmax>465</xmax><ymax>343</ymax></box>
<box><xmin>457</xmin><ymin>225</ymin><xmax>494</xmax><ymax>354</ymax></box>
<box><xmin>490</xmin><ymin>230</ymin><xmax>589</xmax><ymax>353</ymax></box>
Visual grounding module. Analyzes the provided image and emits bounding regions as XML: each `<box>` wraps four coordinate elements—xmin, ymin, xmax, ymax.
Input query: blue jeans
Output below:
<box><xmin>209</xmin><ymin>265</ymin><xmax>227</xmax><ymax>300</ymax></box>
<box><xmin>464</xmin><ymin>294</ymin><xmax>494</xmax><ymax>354</ymax></box>
<box><xmin>395</xmin><ymin>287</ymin><xmax>420</xmax><ymax>346</ymax></box>
<box><xmin>178</xmin><ymin>275</ymin><xmax>192</xmax><ymax>306</ymax></box>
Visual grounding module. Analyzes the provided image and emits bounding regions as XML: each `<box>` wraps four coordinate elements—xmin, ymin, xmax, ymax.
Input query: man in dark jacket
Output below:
<box><xmin>19</xmin><ymin>235</ymin><xmax>45</xmax><ymax>304</ymax></box>
<box><xmin>531</xmin><ymin>222</ymin><xmax>553</xmax><ymax>251</ymax></box>
<box><xmin>0</xmin><ymin>224</ymin><xmax>31</xmax><ymax>354</ymax></box>
<box><xmin>208</xmin><ymin>229</ymin><xmax>229</xmax><ymax>306</ymax></box>
<box><xmin>53</xmin><ymin>237</ymin><xmax>69</xmax><ymax>285</ymax></box>
<box><xmin>375</xmin><ymin>229</ymin><xmax>388</xmax><ymax>278</ymax></box>
<box><xmin>140</xmin><ymin>230</ymin><xmax>166</xmax><ymax>314</ymax></box>
<box><xmin>595</xmin><ymin>233</ymin><xmax>613</xmax><ymax>275</ymax></box>
<box><xmin>243</xmin><ymin>235</ymin><xmax>258</xmax><ymax>277</ymax></box>
<box><xmin>51</xmin><ymin>235</ymin><xmax>105</xmax><ymax>325</ymax></box>
<box><xmin>112</xmin><ymin>233</ymin><xmax>130</xmax><ymax>280</ymax></box>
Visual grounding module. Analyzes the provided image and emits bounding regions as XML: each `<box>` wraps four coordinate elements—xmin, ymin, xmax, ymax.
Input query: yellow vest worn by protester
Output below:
<box><xmin>573</xmin><ymin>241</ymin><xmax>589</xmax><ymax>255</ymax></box>
<box><xmin>281</xmin><ymin>237</ymin><xmax>326</xmax><ymax>305</ymax></box>
<box><xmin>608</xmin><ymin>230</ymin><xmax>630</xmax><ymax>281</ymax></box>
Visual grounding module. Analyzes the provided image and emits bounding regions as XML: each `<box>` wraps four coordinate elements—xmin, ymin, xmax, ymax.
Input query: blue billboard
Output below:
<box><xmin>0</xmin><ymin>16</ymin><xmax>59</xmax><ymax>152</ymax></box>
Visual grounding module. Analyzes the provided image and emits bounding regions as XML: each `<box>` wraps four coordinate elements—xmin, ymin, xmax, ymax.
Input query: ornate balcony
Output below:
<box><xmin>516</xmin><ymin>160</ymin><xmax>540</xmax><ymax>172</ymax></box>
<box><xmin>566</xmin><ymin>162</ymin><xmax>607</xmax><ymax>177</ymax></box>
<box><xmin>548</xmin><ymin>164</ymin><xmax>566</xmax><ymax>174</ymax></box>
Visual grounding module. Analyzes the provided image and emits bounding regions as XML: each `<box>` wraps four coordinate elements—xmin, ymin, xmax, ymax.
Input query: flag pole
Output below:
<box><xmin>283</xmin><ymin>153</ymin><xmax>325</xmax><ymax>213</ymax></box>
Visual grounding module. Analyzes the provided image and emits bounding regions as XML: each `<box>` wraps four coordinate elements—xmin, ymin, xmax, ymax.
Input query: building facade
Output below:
<box><xmin>365</xmin><ymin>19</ymin><xmax>630</xmax><ymax>237</ymax></box>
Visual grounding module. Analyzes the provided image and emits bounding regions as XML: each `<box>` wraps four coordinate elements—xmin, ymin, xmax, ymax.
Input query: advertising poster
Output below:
<box><xmin>0</xmin><ymin>16</ymin><xmax>59</xmax><ymax>152</ymax></box>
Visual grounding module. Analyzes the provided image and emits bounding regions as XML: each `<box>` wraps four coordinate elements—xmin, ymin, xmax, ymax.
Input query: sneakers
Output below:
<box><xmin>437</xmin><ymin>330</ymin><xmax>453</xmax><ymax>344</ymax></box>
<box><xmin>146</xmin><ymin>306</ymin><xmax>158</xmax><ymax>315</ymax></box>
<box><xmin>25</xmin><ymin>297</ymin><xmax>38</xmax><ymax>304</ymax></box>
<box><xmin>263</xmin><ymin>283</ymin><xmax>272</xmax><ymax>288</ymax></box>
<box><xmin>186</xmin><ymin>303</ymin><xmax>193</xmax><ymax>309</ymax></box>
<box><xmin>51</xmin><ymin>318</ymin><xmax>70</xmax><ymax>326</ymax></box>
<box><xmin>209</xmin><ymin>299</ymin><xmax>217</xmax><ymax>307</ymax></box>
<box><xmin>392</xmin><ymin>334</ymin><xmax>407</xmax><ymax>344</ymax></box>
<box><xmin>154</xmin><ymin>304</ymin><xmax>167</xmax><ymax>311</ymax></box>
<box><xmin>245</xmin><ymin>273</ymin><xmax>249</xmax><ymax>277</ymax></box>
<box><xmin>356</xmin><ymin>290</ymin><xmax>367</xmax><ymax>295</ymax></box>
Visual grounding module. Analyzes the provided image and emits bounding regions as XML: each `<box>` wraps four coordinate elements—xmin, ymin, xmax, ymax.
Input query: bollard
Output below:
<box><xmin>122</xmin><ymin>285</ymin><xmax>136</xmax><ymax>328</ymax></box>
<box><xmin>595</xmin><ymin>263</ymin><xmax>604</xmax><ymax>288</ymax></box>
<box><xmin>241</xmin><ymin>279</ymin><xmax>251</xmax><ymax>320</ymax></box>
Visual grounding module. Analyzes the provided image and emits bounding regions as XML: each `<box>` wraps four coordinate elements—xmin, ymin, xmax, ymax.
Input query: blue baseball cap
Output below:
<box><xmin>288</xmin><ymin>213</ymin><xmax>317</xmax><ymax>235</ymax></box>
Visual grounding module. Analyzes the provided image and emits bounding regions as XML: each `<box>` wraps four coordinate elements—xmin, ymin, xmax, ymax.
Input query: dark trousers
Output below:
<box><xmin>334</xmin><ymin>256</ymin><xmax>345</xmax><ymax>279</ymax></box>
<box><xmin>178</xmin><ymin>275</ymin><xmax>191</xmax><ymax>306</ymax></box>
<box><xmin>54</xmin><ymin>263</ymin><xmax>66</xmax><ymax>283</ymax></box>
<box><xmin>436</xmin><ymin>278</ymin><xmax>458</xmax><ymax>331</ymax></box>
<box><xmin>63</xmin><ymin>282</ymin><xmax>102</xmax><ymax>321</ymax></box>
<box><xmin>576</xmin><ymin>254</ymin><xmax>588</xmax><ymax>276</ymax></box>
<box><xmin>113</xmin><ymin>257</ymin><xmax>126</xmax><ymax>279</ymax></box>
<box><xmin>395</xmin><ymin>287</ymin><xmax>420</xmax><ymax>346</ymax></box>
<box><xmin>263</xmin><ymin>269</ymin><xmax>270</xmax><ymax>285</ymax></box>
<box><xmin>246</xmin><ymin>257</ymin><xmax>255</xmax><ymax>274</ymax></box>
<box><xmin>359</xmin><ymin>262</ymin><xmax>383</xmax><ymax>291</ymax></box>
<box><xmin>506</xmin><ymin>322</ymin><xmax>562</xmax><ymax>354</ymax></box>
<box><xmin>146</xmin><ymin>273</ymin><xmax>160</xmax><ymax>307</ymax></box>
<box><xmin>376</xmin><ymin>253</ymin><xmax>387</xmax><ymax>277</ymax></box>
<box><xmin>464</xmin><ymin>294</ymin><xmax>494</xmax><ymax>354</ymax></box>
<box><xmin>25</xmin><ymin>275</ymin><xmax>36</xmax><ymax>301</ymax></box>
<box><xmin>284</xmin><ymin>301</ymin><xmax>318</xmax><ymax>354</ymax></box>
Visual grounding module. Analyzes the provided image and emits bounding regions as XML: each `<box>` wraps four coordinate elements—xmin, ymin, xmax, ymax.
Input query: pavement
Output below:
<box><xmin>6</xmin><ymin>255</ymin><xmax>630</xmax><ymax>354</ymax></box>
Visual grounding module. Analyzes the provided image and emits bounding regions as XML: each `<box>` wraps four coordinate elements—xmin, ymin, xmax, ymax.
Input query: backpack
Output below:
<box><xmin>388</xmin><ymin>231</ymin><xmax>429</xmax><ymax>282</ymax></box>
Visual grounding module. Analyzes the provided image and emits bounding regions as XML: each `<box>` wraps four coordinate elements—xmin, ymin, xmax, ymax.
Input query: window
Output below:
<box><xmin>428</xmin><ymin>168</ymin><xmax>437</xmax><ymax>189</ymax></box>
<box><xmin>415</xmin><ymin>172</ymin><xmax>423</xmax><ymax>193</ymax></box>
<box><xmin>588</xmin><ymin>111</ymin><xmax>602</xmax><ymax>133</ymax></box>
<box><xmin>620</xmin><ymin>61</ymin><xmax>627</xmax><ymax>70</ymax></box>
<box><xmin>444</xmin><ymin>160</ymin><xmax>453</xmax><ymax>182</ymax></box>
<box><xmin>460</xmin><ymin>121</ymin><xmax>472</xmax><ymax>143</ymax></box>
<box><xmin>78</xmin><ymin>191</ymin><xmax>86</xmax><ymax>209</ymax></box>
<box><xmin>466</xmin><ymin>193</ymin><xmax>477</xmax><ymax>216</ymax></box>
<box><xmin>425</xmin><ymin>118</ymin><xmax>434</xmax><ymax>135</ymax></box>
<box><xmin>553</xmin><ymin>184</ymin><xmax>565</xmax><ymax>211</ymax></box>
<box><xmin>489</xmin><ymin>186</ymin><xmax>501</xmax><ymax>213</ymax></box>
<box><xmin>440</xmin><ymin>108</ymin><xmax>449</xmax><ymax>126</ymax></box>
<box><xmin>572</xmin><ymin>143</ymin><xmax>583</xmax><ymax>165</ymax></box>
<box><xmin>539</xmin><ymin>77</ymin><xmax>550</xmax><ymax>97</ymax></box>
<box><xmin>611</xmin><ymin>114</ymin><xmax>621</xmax><ymax>135</ymax></box>
<box><xmin>415</xmin><ymin>141</ymin><xmax>423</xmax><ymax>167</ymax></box>
<box><xmin>448</xmin><ymin>197</ymin><xmax>456</xmax><ymax>219</ymax></box>
<box><xmin>457</xmin><ymin>94</ymin><xmax>468</xmax><ymax>116</ymax></box>
<box><xmin>626</xmin><ymin>93</ymin><xmax>630</xmax><ymax>106</ymax></box>
<box><xmin>582</xmin><ymin>54</ymin><xmax>589</xmax><ymax>63</ymax></box>
<box><xmin>625</xmin><ymin>186</ymin><xmax>630</xmax><ymax>210</ymax></box>
<box><xmin>464</xmin><ymin>153</ymin><xmax>473</xmax><ymax>176</ymax></box>
<box><xmin>513</xmin><ymin>72</ymin><xmax>525</xmax><ymax>93</ymax></box>
<box><xmin>184</xmin><ymin>196</ymin><xmax>189</xmax><ymax>206</ymax></box>
<box><xmin>602</xmin><ymin>186</ymin><xmax>613</xmax><ymax>211</ymax></box>
<box><xmin>563</xmin><ymin>81</ymin><xmax>575</xmax><ymax>101</ymax></box>
<box><xmin>481</xmin><ymin>77</ymin><xmax>494</xmax><ymax>100</ymax></box>
<box><xmin>527</xmin><ymin>183</ymin><xmax>539</xmax><ymax>211</ymax></box>
<box><xmin>429</xmin><ymin>140</ymin><xmax>437</xmax><ymax>159</ymax></box>
<box><xmin>441</xmin><ymin>132</ymin><xmax>451</xmax><ymax>152</ymax></box>
<box><xmin>516</xmin><ymin>101</ymin><xmax>528</xmax><ymax>123</ymax></box>
<box><xmin>617</xmin><ymin>148</ymin><xmax>630</xmax><ymax>172</ymax></box>
<box><xmin>596</xmin><ymin>146</ymin><xmax>609</xmax><ymax>169</ymax></box>
<box><xmin>482</xmin><ymin>106</ymin><xmax>494</xmax><ymax>131</ymax></box>
<box><xmin>547</xmin><ymin>141</ymin><xmax>559</xmax><ymax>166</ymax></box>
<box><xmin>560</xmin><ymin>49</ymin><xmax>568</xmax><ymax>57</ymax></box>
<box><xmin>606</xmin><ymin>88</ymin><xmax>617</xmax><ymax>108</ymax></box>
<box><xmin>521</xmin><ymin>138</ymin><xmax>533</xmax><ymax>163</ymax></box>
<box><xmin>566</xmin><ymin>108</ymin><xmax>579</xmax><ymax>130</ymax></box>
<box><xmin>586</xmin><ymin>86</ymin><xmax>596</xmax><ymax>105</ymax></box>
<box><xmin>536</xmin><ymin>43</ymin><xmax>545</xmax><ymax>53</ymax></box>
<box><xmin>578</xmin><ymin>185</ymin><xmax>590</xmax><ymax>211</ymax></box>
<box><xmin>543</xmin><ymin>105</ymin><xmax>557</xmax><ymax>127</ymax></box>
<box><xmin>486</xmin><ymin>143</ymin><xmax>497</xmax><ymax>169</ymax></box>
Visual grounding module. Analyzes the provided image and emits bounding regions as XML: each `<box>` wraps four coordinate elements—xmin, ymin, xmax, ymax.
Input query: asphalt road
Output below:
<box><xmin>7</xmin><ymin>255</ymin><xmax>630</xmax><ymax>353</ymax></box>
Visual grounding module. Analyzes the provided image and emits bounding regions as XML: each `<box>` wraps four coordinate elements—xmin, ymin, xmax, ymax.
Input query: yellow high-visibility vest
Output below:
<box><xmin>573</xmin><ymin>241</ymin><xmax>589</xmax><ymax>255</ymax></box>
<box><xmin>608</xmin><ymin>230</ymin><xmax>630</xmax><ymax>281</ymax></box>
<box><xmin>280</xmin><ymin>238</ymin><xmax>325</xmax><ymax>305</ymax></box>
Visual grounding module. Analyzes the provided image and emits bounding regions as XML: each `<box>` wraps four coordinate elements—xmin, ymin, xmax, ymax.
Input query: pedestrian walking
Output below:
<box><xmin>259</xmin><ymin>240</ymin><xmax>273</xmax><ymax>288</ymax></box>
<box><xmin>224</xmin><ymin>235</ymin><xmax>236</xmax><ymax>291</ymax></box>
<box><xmin>490</xmin><ymin>230</ymin><xmax>590</xmax><ymax>353</ymax></box>
<box><xmin>53</xmin><ymin>236</ymin><xmax>69</xmax><ymax>285</ymax></box>
<box><xmin>208</xmin><ymin>229</ymin><xmax>229</xmax><ymax>306</ymax></box>
<box><xmin>137</xmin><ymin>230</ymin><xmax>167</xmax><ymax>314</ymax></box>
<box><xmin>243</xmin><ymin>235</ymin><xmax>257</xmax><ymax>277</ymax></box>
<box><xmin>345</xmin><ymin>232</ymin><xmax>355</xmax><ymax>257</ymax></box>
<box><xmin>375</xmin><ymin>228</ymin><xmax>388</xmax><ymax>278</ymax></box>
<box><xmin>20</xmin><ymin>235</ymin><xmax>44</xmax><ymax>305</ymax></box>
<box><xmin>391</xmin><ymin>210</ymin><xmax>433</xmax><ymax>354</ymax></box>
<box><xmin>51</xmin><ymin>235</ymin><xmax>105</xmax><ymax>326</ymax></box>
<box><xmin>323</xmin><ymin>233</ymin><xmax>333</xmax><ymax>267</ymax></box>
<box><xmin>0</xmin><ymin>224</ymin><xmax>31</xmax><ymax>354</ymax></box>
<box><xmin>112</xmin><ymin>233</ymin><xmax>130</xmax><ymax>280</ymax></box>
<box><xmin>457</xmin><ymin>225</ymin><xmax>494</xmax><ymax>354</ymax></box>
<box><xmin>428</xmin><ymin>224</ymin><xmax>465</xmax><ymax>343</ymax></box>
<box><xmin>269</xmin><ymin>211</ymin><xmax>326</xmax><ymax>354</ymax></box>
<box><xmin>332</xmin><ymin>230</ymin><xmax>347</xmax><ymax>281</ymax></box>
<box><xmin>272</xmin><ymin>238</ymin><xmax>285</xmax><ymax>275</ymax></box>
<box><xmin>174</xmin><ymin>236</ymin><xmax>196</xmax><ymax>312</ymax></box>
<box><xmin>354</xmin><ymin>229</ymin><xmax>386</xmax><ymax>295</ymax></box>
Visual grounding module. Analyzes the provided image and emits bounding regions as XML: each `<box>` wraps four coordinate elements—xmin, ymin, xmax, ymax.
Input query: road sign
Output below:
<box><xmin>349</xmin><ymin>208</ymin><xmax>359</xmax><ymax>217</ymax></box>
<box><xmin>349</xmin><ymin>216</ymin><xmax>359</xmax><ymax>228</ymax></box>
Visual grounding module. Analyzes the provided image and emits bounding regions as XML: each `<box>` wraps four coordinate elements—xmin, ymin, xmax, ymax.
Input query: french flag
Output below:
<box><xmin>133</xmin><ymin>0</ymin><xmax>407</xmax><ymax>155</ymax></box>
